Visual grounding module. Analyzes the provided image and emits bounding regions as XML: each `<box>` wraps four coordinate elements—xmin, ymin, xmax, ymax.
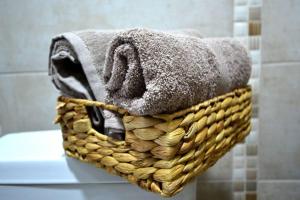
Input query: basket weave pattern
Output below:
<box><xmin>55</xmin><ymin>87</ymin><xmax>252</xmax><ymax>197</ymax></box>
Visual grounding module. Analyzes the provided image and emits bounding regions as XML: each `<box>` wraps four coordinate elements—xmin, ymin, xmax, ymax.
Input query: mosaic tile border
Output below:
<box><xmin>233</xmin><ymin>0</ymin><xmax>261</xmax><ymax>199</ymax></box>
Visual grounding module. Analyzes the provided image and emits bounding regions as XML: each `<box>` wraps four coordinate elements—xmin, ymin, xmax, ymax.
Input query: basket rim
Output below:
<box><xmin>58</xmin><ymin>86</ymin><xmax>251</xmax><ymax>121</ymax></box>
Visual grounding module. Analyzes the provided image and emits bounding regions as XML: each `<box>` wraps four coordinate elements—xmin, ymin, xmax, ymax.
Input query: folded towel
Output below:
<box><xmin>103</xmin><ymin>29</ymin><xmax>251</xmax><ymax>115</ymax></box>
<box><xmin>49</xmin><ymin>31</ymin><xmax>125</xmax><ymax>140</ymax></box>
<box><xmin>49</xmin><ymin>29</ymin><xmax>208</xmax><ymax>138</ymax></box>
<box><xmin>49</xmin><ymin>28</ymin><xmax>251</xmax><ymax>137</ymax></box>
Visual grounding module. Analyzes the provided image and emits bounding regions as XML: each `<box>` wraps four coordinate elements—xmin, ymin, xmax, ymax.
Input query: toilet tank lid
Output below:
<box><xmin>0</xmin><ymin>130</ymin><xmax>125</xmax><ymax>184</ymax></box>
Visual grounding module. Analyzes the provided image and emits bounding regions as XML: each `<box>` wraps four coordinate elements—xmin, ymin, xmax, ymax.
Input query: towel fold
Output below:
<box><xmin>49</xmin><ymin>28</ymin><xmax>251</xmax><ymax>139</ymax></box>
<box><xmin>103</xmin><ymin>29</ymin><xmax>251</xmax><ymax>115</ymax></box>
<box><xmin>49</xmin><ymin>31</ymin><xmax>125</xmax><ymax>140</ymax></box>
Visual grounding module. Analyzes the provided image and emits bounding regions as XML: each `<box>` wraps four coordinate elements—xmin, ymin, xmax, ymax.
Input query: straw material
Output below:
<box><xmin>55</xmin><ymin>86</ymin><xmax>252</xmax><ymax>197</ymax></box>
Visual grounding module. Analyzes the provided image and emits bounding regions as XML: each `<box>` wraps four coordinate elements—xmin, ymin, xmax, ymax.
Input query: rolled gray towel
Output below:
<box><xmin>49</xmin><ymin>28</ymin><xmax>251</xmax><ymax>133</ymax></box>
<box><xmin>103</xmin><ymin>28</ymin><xmax>251</xmax><ymax>115</ymax></box>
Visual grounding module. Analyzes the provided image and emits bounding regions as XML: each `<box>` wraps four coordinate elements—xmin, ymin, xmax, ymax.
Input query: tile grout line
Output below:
<box><xmin>262</xmin><ymin>61</ymin><xmax>300</xmax><ymax>65</ymax></box>
<box><xmin>258</xmin><ymin>180</ymin><xmax>300</xmax><ymax>183</ymax></box>
<box><xmin>0</xmin><ymin>71</ymin><xmax>48</xmax><ymax>76</ymax></box>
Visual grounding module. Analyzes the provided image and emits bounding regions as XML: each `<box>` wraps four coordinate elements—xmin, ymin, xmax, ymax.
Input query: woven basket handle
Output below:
<box><xmin>57</xmin><ymin>96</ymin><xmax>128</xmax><ymax>115</ymax></box>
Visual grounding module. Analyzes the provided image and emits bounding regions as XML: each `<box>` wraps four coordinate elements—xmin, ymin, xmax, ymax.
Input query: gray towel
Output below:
<box><xmin>103</xmin><ymin>28</ymin><xmax>251</xmax><ymax>115</ymax></box>
<box><xmin>49</xmin><ymin>30</ymin><xmax>125</xmax><ymax>139</ymax></box>
<box><xmin>49</xmin><ymin>28</ymin><xmax>251</xmax><ymax>135</ymax></box>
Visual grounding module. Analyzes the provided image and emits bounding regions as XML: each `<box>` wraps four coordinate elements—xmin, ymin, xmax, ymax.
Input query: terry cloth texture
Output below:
<box><xmin>49</xmin><ymin>28</ymin><xmax>251</xmax><ymax>135</ymax></box>
<box><xmin>103</xmin><ymin>28</ymin><xmax>251</xmax><ymax>115</ymax></box>
<box><xmin>49</xmin><ymin>30</ymin><xmax>124</xmax><ymax>140</ymax></box>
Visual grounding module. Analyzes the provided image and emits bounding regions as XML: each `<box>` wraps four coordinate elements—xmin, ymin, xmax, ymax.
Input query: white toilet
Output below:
<box><xmin>0</xmin><ymin>130</ymin><xmax>196</xmax><ymax>200</ymax></box>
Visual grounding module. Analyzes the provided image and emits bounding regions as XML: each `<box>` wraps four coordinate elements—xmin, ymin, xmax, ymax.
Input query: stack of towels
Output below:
<box><xmin>49</xmin><ymin>28</ymin><xmax>251</xmax><ymax>140</ymax></box>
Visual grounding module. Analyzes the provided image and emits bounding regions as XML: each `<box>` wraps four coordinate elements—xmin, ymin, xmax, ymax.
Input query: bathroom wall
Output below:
<box><xmin>258</xmin><ymin>0</ymin><xmax>300</xmax><ymax>199</ymax></box>
<box><xmin>0</xmin><ymin>0</ymin><xmax>235</xmax><ymax>200</ymax></box>
<box><xmin>0</xmin><ymin>0</ymin><xmax>233</xmax><ymax>133</ymax></box>
<box><xmin>1</xmin><ymin>0</ymin><xmax>299</xmax><ymax>199</ymax></box>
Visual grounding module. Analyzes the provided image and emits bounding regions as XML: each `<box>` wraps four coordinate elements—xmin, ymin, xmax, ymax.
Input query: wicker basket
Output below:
<box><xmin>55</xmin><ymin>86</ymin><xmax>252</xmax><ymax>197</ymax></box>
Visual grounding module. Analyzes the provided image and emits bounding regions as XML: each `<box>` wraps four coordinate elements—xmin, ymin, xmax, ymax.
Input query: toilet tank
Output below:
<box><xmin>0</xmin><ymin>130</ymin><xmax>196</xmax><ymax>200</ymax></box>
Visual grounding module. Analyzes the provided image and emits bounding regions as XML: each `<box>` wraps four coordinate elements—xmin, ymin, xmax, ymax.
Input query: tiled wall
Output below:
<box><xmin>0</xmin><ymin>0</ymin><xmax>235</xmax><ymax>199</ymax></box>
<box><xmin>258</xmin><ymin>0</ymin><xmax>300</xmax><ymax>199</ymax></box>
<box><xmin>0</xmin><ymin>0</ymin><xmax>233</xmax><ymax>134</ymax></box>
<box><xmin>1</xmin><ymin>0</ymin><xmax>299</xmax><ymax>199</ymax></box>
<box><xmin>232</xmin><ymin>1</ymin><xmax>261</xmax><ymax>200</ymax></box>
